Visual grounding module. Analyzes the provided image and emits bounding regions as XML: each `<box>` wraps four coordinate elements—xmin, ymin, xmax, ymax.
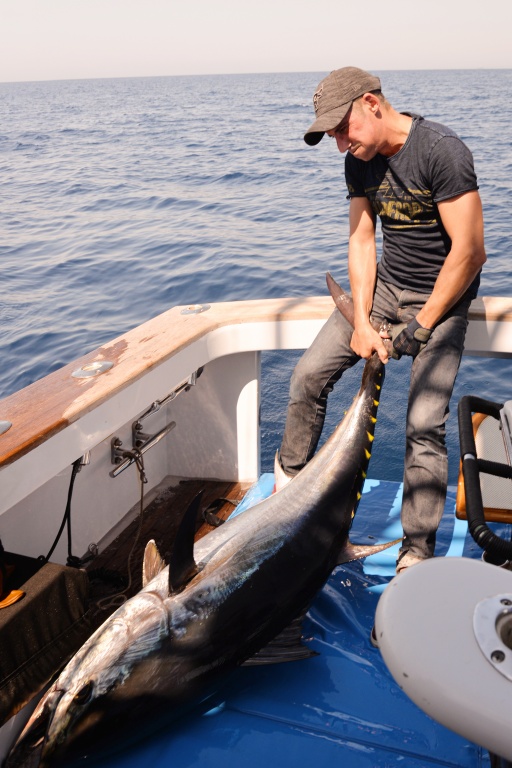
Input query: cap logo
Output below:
<box><xmin>313</xmin><ymin>84</ymin><xmax>323</xmax><ymax>115</ymax></box>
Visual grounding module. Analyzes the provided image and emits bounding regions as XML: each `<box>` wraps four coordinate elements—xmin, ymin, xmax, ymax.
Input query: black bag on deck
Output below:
<box><xmin>0</xmin><ymin>551</ymin><xmax>90</xmax><ymax>726</ymax></box>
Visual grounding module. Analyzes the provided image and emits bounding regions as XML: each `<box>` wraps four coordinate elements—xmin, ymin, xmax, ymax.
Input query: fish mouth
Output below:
<box><xmin>4</xmin><ymin>689</ymin><xmax>64</xmax><ymax>768</ymax></box>
<box><xmin>12</xmin><ymin>683</ymin><xmax>102</xmax><ymax>768</ymax></box>
<box><xmin>3</xmin><ymin>733</ymin><xmax>45</xmax><ymax>768</ymax></box>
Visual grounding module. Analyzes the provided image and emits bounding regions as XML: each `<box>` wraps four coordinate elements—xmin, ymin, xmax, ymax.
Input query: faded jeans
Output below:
<box><xmin>279</xmin><ymin>277</ymin><xmax>471</xmax><ymax>561</ymax></box>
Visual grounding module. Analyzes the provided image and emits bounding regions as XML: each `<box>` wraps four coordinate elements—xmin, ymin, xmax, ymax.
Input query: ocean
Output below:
<box><xmin>1</xmin><ymin>69</ymin><xmax>511</xmax><ymax>483</ymax></box>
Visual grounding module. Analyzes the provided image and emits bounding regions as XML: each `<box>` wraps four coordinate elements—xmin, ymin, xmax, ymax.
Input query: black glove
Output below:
<box><xmin>392</xmin><ymin>318</ymin><xmax>433</xmax><ymax>359</ymax></box>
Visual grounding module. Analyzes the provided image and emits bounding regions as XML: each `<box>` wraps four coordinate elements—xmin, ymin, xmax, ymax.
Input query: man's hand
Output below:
<box><xmin>392</xmin><ymin>318</ymin><xmax>433</xmax><ymax>359</ymax></box>
<box><xmin>351</xmin><ymin>324</ymin><xmax>389</xmax><ymax>363</ymax></box>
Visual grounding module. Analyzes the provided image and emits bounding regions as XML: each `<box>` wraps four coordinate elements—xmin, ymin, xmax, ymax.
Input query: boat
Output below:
<box><xmin>1</xmin><ymin>290</ymin><xmax>512</xmax><ymax>767</ymax></box>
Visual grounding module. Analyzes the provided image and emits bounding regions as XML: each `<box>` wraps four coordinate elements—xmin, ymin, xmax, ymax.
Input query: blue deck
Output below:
<box><xmin>100</xmin><ymin>476</ymin><xmax>496</xmax><ymax>768</ymax></box>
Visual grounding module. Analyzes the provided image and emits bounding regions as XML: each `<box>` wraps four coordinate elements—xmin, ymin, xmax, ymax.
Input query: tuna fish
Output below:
<box><xmin>6</xmin><ymin>284</ymin><xmax>395</xmax><ymax>767</ymax></box>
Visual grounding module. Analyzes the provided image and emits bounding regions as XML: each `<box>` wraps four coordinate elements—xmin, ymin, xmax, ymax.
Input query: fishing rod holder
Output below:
<box><xmin>109</xmin><ymin>369</ymin><xmax>202</xmax><ymax>478</ymax></box>
<box><xmin>110</xmin><ymin>421</ymin><xmax>176</xmax><ymax>478</ymax></box>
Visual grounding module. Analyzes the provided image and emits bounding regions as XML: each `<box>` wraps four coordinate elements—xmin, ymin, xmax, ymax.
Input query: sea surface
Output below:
<box><xmin>1</xmin><ymin>69</ymin><xmax>511</xmax><ymax>483</ymax></box>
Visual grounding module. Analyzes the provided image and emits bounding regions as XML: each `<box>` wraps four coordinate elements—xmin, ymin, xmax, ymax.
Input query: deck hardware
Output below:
<box><xmin>78</xmin><ymin>542</ymin><xmax>99</xmax><ymax>566</ymax></box>
<box><xmin>0</xmin><ymin>420</ymin><xmax>12</xmax><ymax>435</ymax></box>
<box><xmin>77</xmin><ymin>451</ymin><xmax>91</xmax><ymax>471</ymax></box>
<box><xmin>109</xmin><ymin>369</ymin><xmax>201</xmax><ymax>477</ymax></box>
<box><xmin>110</xmin><ymin>421</ymin><xmax>176</xmax><ymax>478</ymax></box>
<box><xmin>136</xmin><ymin>370</ymin><xmax>202</xmax><ymax>424</ymax></box>
<box><xmin>473</xmin><ymin>593</ymin><xmax>512</xmax><ymax>681</ymax></box>
<box><xmin>188</xmin><ymin>370</ymin><xmax>198</xmax><ymax>387</ymax></box>
<box><xmin>87</xmin><ymin>543</ymin><xmax>99</xmax><ymax>558</ymax></box>
<box><xmin>180</xmin><ymin>304</ymin><xmax>211</xmax><ymax>315</ymax></box>
<box><xmin>132</xmin><ymin>421</ymin><xmax>152</xmax><ymax>450</ymax></box>
<box><xmin>111</xmin><ymin>437</ymin><xmax>125</xmax><ymax>466</ymax></box>
<box><xmin>72</xmin><ymin>360</ymin><xmax>114</xmax><ymax>379</ymax></box>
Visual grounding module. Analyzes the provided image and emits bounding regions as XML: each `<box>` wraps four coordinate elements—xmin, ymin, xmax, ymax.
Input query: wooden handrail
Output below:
<box><xmin>0</xmin><ymin>295</ymin><xmax>511</xmax><ymax>469</ymax></box>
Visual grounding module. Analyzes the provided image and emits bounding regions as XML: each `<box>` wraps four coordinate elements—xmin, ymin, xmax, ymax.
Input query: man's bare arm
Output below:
<box><xmin>348</xmin><ymin>197</ymin><xmax>389</xmax><ymax>362</ymax></box>
<box><xmin>416</xmin><ymin>190</ymin><xmax>486</xmax><ymax>330</ymax></box>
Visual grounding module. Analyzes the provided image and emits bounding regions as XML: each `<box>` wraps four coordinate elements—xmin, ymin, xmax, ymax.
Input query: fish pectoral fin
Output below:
<box><xmin>142</xmin><ymin>539</ymin><xmax>166</xmax><ymax>588</ymax></box>
<box><xmin>242</xmin><ymin>614</ymin><xmax>318</xmax><ymax>666</ymax></box>
<box><xmin>337</xmin><ymin>537</ymin><xmax>401</xmax><ymax>565</ymax></box>
<box><xmin>168</xmin><ymin>491</ymin><xmax>202</xmax><ymax>594</ymax></box>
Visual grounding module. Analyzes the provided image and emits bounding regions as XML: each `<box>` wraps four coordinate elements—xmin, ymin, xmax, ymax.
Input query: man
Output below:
<box><xmin>275</xmin><ymin>67</ymin><xmax>486</xmax><ymax>573</ymax></box>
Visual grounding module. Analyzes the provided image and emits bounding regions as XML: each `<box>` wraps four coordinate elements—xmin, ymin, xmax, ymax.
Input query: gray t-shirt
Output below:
<box><xmin>345</xmin><ymin>115</ymin><xmax>480</xmax><ymax>296</ymax></box>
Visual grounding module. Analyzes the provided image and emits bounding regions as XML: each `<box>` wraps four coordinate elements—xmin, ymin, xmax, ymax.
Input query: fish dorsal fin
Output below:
<box><xmin>168</xmin><ymin>491</ymin><xmax>202</xmax><ymax>594</ymax></box>
<box><xmin>142</xmin><ymin>539</ymin><xmax>166</xmax><ymax>588</ymax></box>
<box><xmin>242</xmin><ymin>612</ymin><xmax>318</xmax><ymax>666</ymax></box>
<box><xmin>336</xmin><ymin>537</ymin><xmax>401</xmax><ymax>565</ymax></box>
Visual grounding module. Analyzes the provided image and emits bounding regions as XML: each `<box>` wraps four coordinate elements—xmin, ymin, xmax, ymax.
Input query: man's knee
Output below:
<box><xmin>406</xmin><ymin>415</ymin><xmax>447</xmax><ymax>458</ymax></box>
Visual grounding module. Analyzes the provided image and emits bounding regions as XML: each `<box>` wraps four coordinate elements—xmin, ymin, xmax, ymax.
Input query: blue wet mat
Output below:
<box><xmin>93</xmin><ymin>477</ymin><xmax>494</xmax><ymax>767</ymax></box>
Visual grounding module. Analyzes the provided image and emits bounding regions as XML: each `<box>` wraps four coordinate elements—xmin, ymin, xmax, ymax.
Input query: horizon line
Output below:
<box><xmin>1</xmin><ymin>66</ymin><xmax>511</xmax><ymax>86</ymax></box>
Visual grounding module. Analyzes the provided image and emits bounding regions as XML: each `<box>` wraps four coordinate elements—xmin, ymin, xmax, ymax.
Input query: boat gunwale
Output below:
<box><xmin>0</xmin><ymin>294</ymin><xmax>511</xmax><ymax>468</ymax></box>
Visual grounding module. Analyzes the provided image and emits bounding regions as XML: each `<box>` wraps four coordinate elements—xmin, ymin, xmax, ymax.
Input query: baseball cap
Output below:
<box><xmin>304</xmin><ymin>67</ymin><xmax>381</xmax><ymax>146</ymax></box>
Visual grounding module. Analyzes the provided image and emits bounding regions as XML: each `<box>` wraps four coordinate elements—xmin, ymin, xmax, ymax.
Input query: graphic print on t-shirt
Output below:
<box><xmin>360</xmin><ymin>172</ymin><xmax>438</xmax><ymax>230</ymax></box>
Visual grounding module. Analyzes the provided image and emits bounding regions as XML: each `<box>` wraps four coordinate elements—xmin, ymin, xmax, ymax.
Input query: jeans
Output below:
<box><xmin>279</xmin><ymin>277</ymin><xmax>471</xmax><ymax>561</ymax></box>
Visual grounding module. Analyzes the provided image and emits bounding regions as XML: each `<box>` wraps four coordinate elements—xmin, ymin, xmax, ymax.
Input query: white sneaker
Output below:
<box><xmin>273</xmin><ymin>451</ymin><xmax>293</xmax><ymax>493</ymax></box>
<box><xmin>396</xmin><ymin>553</ymin><xmax>425</xmax><ymax>575</ymax></box>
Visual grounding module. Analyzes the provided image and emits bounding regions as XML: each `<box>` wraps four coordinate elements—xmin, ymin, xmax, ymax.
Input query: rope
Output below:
<box><xmin>95</xmin><ymin>448</ymin><xmax>148</xmax><ymax>612</ymax></box>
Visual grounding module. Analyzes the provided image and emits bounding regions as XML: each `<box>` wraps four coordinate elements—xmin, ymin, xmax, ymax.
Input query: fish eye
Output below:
<box><xmin>73</xmin><ymin>681</ymin><xmax>94</xmax><ymax>706</ymax></box>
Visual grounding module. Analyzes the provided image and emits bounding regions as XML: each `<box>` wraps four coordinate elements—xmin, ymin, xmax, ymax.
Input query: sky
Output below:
<box><xmin>1</xmin><ymin>0</ymin><xmax>511</xmax><ymax>83</ymax></box>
